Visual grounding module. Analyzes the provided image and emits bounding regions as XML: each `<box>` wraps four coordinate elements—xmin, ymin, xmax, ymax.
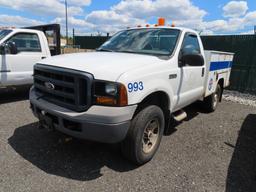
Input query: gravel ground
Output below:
<box><xmin>223</xmin><ymin>90</ymin><xmax>256</xmax><ymax>107</ymax></box>
<box><xmin>0</xmin><ymin>88</ymin><xmax>256</xmax><ymax>192</ymax></box>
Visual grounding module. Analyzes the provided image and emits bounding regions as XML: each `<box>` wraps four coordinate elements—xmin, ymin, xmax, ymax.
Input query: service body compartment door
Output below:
<box><xmin>204</xmin><ymin>51</ymin><xmax>234</xmax><ymax>97</ymax></box>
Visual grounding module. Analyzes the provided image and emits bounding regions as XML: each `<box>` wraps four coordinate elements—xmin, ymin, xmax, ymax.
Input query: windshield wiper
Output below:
<box><xmin>117</xmin><ymin>50</ymin><xmax>169</xmax><ymax>57</ymax></box>
<box><xmin>96</xmin><ymin>48</ymin><xmax>114</xmax><ymax>52</ymax></box>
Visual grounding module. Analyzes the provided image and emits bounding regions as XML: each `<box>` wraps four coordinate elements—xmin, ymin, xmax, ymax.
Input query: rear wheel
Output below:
<box><xmin>121</xmin><ymin>105</ymin><xmax>164</xmax><ymax>165</ymax></box>
<box><xmin>203</xmin><ymin>84</ymin><xmax>222</xmax><ymax>112</ymax></box>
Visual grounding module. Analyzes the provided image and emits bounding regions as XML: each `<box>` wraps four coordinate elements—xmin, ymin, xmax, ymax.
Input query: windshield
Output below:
<box><xmin>0</xmin><ymin>30</ymin><xmax>12</xmax><ymax>41</ymax></box>
<box><xmin>98</xmin><ymin>28</ymin><xmax>180</xmax><ymax>56</ymax></box>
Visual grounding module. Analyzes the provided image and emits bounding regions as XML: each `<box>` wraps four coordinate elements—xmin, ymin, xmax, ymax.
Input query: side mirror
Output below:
<box><xmin>180</xmin><ymin>53</ymin><xmax>204</xmax><ymax>67</ymax></box>
<box><xmin>179</xmin><ymin>45</ymin><xmax>204</xmax><ymax>67</ymax></box>
<box><xmin>6</xmin><ymin>41</ymin><xmax>18</xmax><ymax>55</ymax></box>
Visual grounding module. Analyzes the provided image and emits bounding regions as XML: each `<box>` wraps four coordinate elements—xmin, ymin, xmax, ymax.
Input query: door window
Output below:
<box><xmin>182</xmin><ymin>33</ymin><xmax>201</xmax><ymax>54</ymax></box>
<box><xmin>7</xmin><ymin>33</ymin><xmax>41</xmax><ymax>52</ymax></box>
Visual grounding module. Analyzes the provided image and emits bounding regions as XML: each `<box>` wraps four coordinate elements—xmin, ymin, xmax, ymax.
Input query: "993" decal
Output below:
<box><xmin>127</xmin><ymin>81</ymin><xmax>144</xmax><ymax>93</ymax></box>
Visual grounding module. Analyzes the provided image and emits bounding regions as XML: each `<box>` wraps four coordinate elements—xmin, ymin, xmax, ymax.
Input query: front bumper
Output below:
<box><xmin>29</xmin><ymin>87</ymin><xmax>137</xmax><ymax>143</ymax></box>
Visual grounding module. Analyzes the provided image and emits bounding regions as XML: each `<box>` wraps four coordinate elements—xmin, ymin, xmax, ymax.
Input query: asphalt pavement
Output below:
<box><xmin>0</xmin><ymin>88</ymin><xmax>256</xmax><ymax>192</ymax></box>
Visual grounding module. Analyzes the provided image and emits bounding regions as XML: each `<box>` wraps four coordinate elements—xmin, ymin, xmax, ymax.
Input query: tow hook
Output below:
<box><xmin>38</xmin><ymin>110</ymin><xmax>54</xmax><ymax>131</ymax></box>
<box><xmin>38</xmin><ymin>120</ymin><xmax>54</xmax><ymax>131</ymax></box>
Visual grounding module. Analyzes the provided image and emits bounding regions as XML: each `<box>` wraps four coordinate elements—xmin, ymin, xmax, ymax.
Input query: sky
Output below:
<box><xmin>0</xmin><ymin>0</ymin><xmax>256</xmax><ymax>36</ymax></box>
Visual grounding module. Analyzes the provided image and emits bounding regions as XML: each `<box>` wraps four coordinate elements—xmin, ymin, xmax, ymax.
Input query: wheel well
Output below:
<box><xmin>134</xmin><ymin>91</ymin><xmax>171</xmax><ymax>133</ymax></box>
<box><xmin>218</xmin><ymin>78</ymin><xmax>224</xmax><ymax>101</ymax></box>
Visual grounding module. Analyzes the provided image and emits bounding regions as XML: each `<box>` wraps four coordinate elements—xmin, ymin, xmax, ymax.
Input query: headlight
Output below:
<box><xmin>105</xmin><ymin>83</ymin><xmax>118</xmax><ymax>96</ymax></box>
<box><xmin>93</xmin><ymin>80</ymin><xmax>128</xmax><ymax>106</ymax></box>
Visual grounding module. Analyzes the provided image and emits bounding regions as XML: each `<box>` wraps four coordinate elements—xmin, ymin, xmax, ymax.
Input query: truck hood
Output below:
<box><xmin>39</xmin><ymin>52</ymin><xmax>166</xmax><ymax>81</ymax></box>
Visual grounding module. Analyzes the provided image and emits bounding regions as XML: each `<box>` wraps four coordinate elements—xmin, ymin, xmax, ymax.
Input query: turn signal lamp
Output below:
<box><xmin>119</xmin><ymin>84</ymin><xmax>128</xmax><ymax>106</ymax></box>
<box><xmin>96</xmin><ymin>96</ymin><xmax>117</xmax><ymax>105</ymax></box>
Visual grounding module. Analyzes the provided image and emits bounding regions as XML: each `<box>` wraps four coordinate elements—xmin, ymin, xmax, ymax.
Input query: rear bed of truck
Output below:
<box><xmin>204</xmin><ymin>50</ymin><xmax>234</xmax><ymax>97</ymax></box>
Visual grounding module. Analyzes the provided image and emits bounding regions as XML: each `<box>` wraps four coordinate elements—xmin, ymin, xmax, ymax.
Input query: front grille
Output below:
<box><xmin>34</xmin><ymin>64</ymin><xmax>93</xmax><ymax>112</ymax></box>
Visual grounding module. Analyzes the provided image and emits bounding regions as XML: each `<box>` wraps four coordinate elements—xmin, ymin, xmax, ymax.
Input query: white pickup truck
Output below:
<box><xmin>0</xmin><ymin>25</ymin><xmax>60</xmax><ymax>87</ymax></box>
<box><xmin>29</xmin><ymin>24</ymin><xmax>234</xmax><ymax>165</ymax></box>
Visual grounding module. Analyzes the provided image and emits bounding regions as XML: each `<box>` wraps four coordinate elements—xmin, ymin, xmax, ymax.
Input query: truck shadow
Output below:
<box><xmin>8</xmin><ymin>122</ymin><xmax>138</xmax><ymax>181</ymax></box>
<box><xmin>184</xmin><ymin>101</ymin><xmax>208</xmax><ymax>119</ymax></box>
<box><xmin>165</xmin><ymin>102</ymin><xmax>202</xmax><ymax>135</ymax></box>
<box><xmin>0</xmin><ymin>86</ymin><xmax>30</xmax><ymax>104</ymax></box>
<box><xmin>8</xmin><ymin>102</ymin><xmax>209</xmax><ymax>181</ymax></box>
<box><xmin>225</xmin><ymin>114</ymin><xmax>256</xmax><ymax>192</ymax></box>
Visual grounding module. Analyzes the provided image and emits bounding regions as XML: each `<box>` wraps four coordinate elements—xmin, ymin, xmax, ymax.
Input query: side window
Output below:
<box><xmin>182</xmin><ymin>34</ymin><xmax>201</xmax><ymax>54</ymax></box>
<box><xmin>7</xmin><ymin>33</ymin><xmax>41</xmax><ymax>53</ymax></box>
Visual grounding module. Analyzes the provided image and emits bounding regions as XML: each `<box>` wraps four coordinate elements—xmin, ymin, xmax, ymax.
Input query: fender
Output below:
<box><xmin>124</xmin><ymin>78</ymin><xmax>176</xmax><ymax>112</ymax></box>
<box><xmin>117</xmin><ymin>61</ymin><xmax>179</xmax><ymax>112</ymax></box>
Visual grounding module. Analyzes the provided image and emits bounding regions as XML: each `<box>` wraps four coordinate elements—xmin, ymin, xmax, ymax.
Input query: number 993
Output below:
<box><xmin>127</xmin><ymin>81</ymin><xmax>144</xmax><ymax>93</ymax></box>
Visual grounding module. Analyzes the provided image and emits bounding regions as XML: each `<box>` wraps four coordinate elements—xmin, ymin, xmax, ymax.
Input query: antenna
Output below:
<box><xmin>65</xmin><ymin>0</ymin><xmax>68</xmax><ymax>45</ymax></box>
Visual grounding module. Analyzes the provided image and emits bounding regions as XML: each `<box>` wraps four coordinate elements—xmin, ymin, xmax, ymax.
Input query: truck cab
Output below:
<box><xmin>0</xmin><ymin>24</ymin><xmax>60</xmax><ymax>87</ymax></box>
<box><xmin>29</xmin><ymin>22</ymin><xmax>234</xmax><ymax>165</ymax></box>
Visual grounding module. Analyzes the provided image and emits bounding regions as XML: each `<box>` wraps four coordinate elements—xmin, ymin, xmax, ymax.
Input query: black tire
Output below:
<box><xmin>121</xmin><ymin>105</ymin><xmax>165</xmax><ymax>165</ymax></box>
<box><xmin>203</xmin><ymin>84</ymin><xmax>222</xmax><ymax>112</ymax></box>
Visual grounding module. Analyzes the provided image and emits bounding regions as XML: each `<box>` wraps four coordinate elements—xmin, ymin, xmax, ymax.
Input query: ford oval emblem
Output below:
<box><xmin>44</xmin><ymin>82</ymin><xmax>55</xmax><ymax>90</ymax></box>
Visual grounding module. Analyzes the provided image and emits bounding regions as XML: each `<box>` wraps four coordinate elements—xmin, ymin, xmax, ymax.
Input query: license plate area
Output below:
<box><xmin>37</xmin><ymin>109</ymin><xmax>58</xmax><ymax>129</ymax></box>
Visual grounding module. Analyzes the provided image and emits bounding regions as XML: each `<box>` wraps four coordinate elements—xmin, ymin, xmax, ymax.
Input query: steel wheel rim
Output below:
<box><xmin>142</xmin><ymin>118</ymin><xmax>160</xmax><ymax>154</ymax></box>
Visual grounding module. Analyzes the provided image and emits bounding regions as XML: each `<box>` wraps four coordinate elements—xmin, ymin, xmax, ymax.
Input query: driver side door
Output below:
<box><xmin>175</xmin><ymin>33</ymin><xmax>205</xmax><ymax>109</ymax></box>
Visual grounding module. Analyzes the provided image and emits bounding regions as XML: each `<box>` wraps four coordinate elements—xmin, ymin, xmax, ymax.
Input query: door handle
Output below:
<box><xmin>0</xmin><ymin>70</ymin><xmax>11</xmax><ymax>73</ymax></box>
<box><xmin>41</xmin><ymin>57</ymin><xmax>46</xmax><ymax>59</ymax></box>
<box><xmin>202</xmin><ymin>68</ymin><xmax>205</xmax><ymax>77</ymax></box>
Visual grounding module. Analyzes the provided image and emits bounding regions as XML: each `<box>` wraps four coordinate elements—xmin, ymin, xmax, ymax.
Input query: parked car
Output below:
<box><xmin>29</xmin><ymin>19</ymin><xmax>234</xmax><ymax>165</ymax></box>
<box><xmin>0</xmin><ymin>24</ymin><xmax>60</xmax><ymax>87</ymax></box>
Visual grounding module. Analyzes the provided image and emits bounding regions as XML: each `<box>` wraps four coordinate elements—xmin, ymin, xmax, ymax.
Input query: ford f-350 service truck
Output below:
<box><xmin>0</xmin><ymin>24</ymin><xmax>60</xmax><ymax>87</ymax></box>
<box><xmin>29</xmin><ymin>23</ymin><xmax>234</xmax><ymax>165</ymax></box>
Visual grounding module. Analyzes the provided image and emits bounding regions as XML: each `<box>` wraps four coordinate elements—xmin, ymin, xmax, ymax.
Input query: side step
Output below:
<box><xmin>172</xmin><ymin>110</ymin><xmax>187</xmax><ymax>122</ymax></box>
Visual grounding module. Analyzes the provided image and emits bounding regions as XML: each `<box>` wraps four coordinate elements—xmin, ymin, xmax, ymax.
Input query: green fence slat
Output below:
<box><xmin>74</xmin><ymin>36</ymin><xmax>109</xmax><ymax>49</ymax></box>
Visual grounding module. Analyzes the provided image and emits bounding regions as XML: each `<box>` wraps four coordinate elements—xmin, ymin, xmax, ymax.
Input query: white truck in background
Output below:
<box><xmin>29</xmin><ymin>20</ymin><xmax>234</xmax><ymax>165</ymax></box>
<box><xmin>0</xmin><ymin>24</ymin><xmax>60</xmax><ymax>87</ymax></box>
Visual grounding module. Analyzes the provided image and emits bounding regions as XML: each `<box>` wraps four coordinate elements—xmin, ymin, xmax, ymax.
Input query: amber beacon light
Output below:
<box><xmin>158</xmin><ymin>18</ymin><xmax>165</xmax><ymax>26</ymax></box>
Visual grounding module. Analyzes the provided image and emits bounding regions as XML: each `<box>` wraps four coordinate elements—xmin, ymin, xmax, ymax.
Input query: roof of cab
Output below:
<box><xmin>125</xmin><ymin>26</ymin><xmax>198</xmax><ymax>34</ymax></box>
<box><xmin>9</xmin><ymin>28</ymin><xmax>43</xmax><ymax>34</ymax></box>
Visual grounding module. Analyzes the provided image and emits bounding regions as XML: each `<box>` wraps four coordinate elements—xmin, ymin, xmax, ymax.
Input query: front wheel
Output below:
<box><xmin>203</xmin><ymin>84</ymin><xmax>222</xmax><ymax>112</ymax></box>
<box><xmin>121</xmin><ymin>105</ymin><xmax>165</xmax><ymax>165</ymax></box>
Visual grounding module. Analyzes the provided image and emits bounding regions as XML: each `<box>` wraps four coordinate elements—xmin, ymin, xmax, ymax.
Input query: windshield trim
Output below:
<box><xmin>99</xmin><ymin>28</ymin><xmax>181</xmax><ymax>58</ymax></box>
